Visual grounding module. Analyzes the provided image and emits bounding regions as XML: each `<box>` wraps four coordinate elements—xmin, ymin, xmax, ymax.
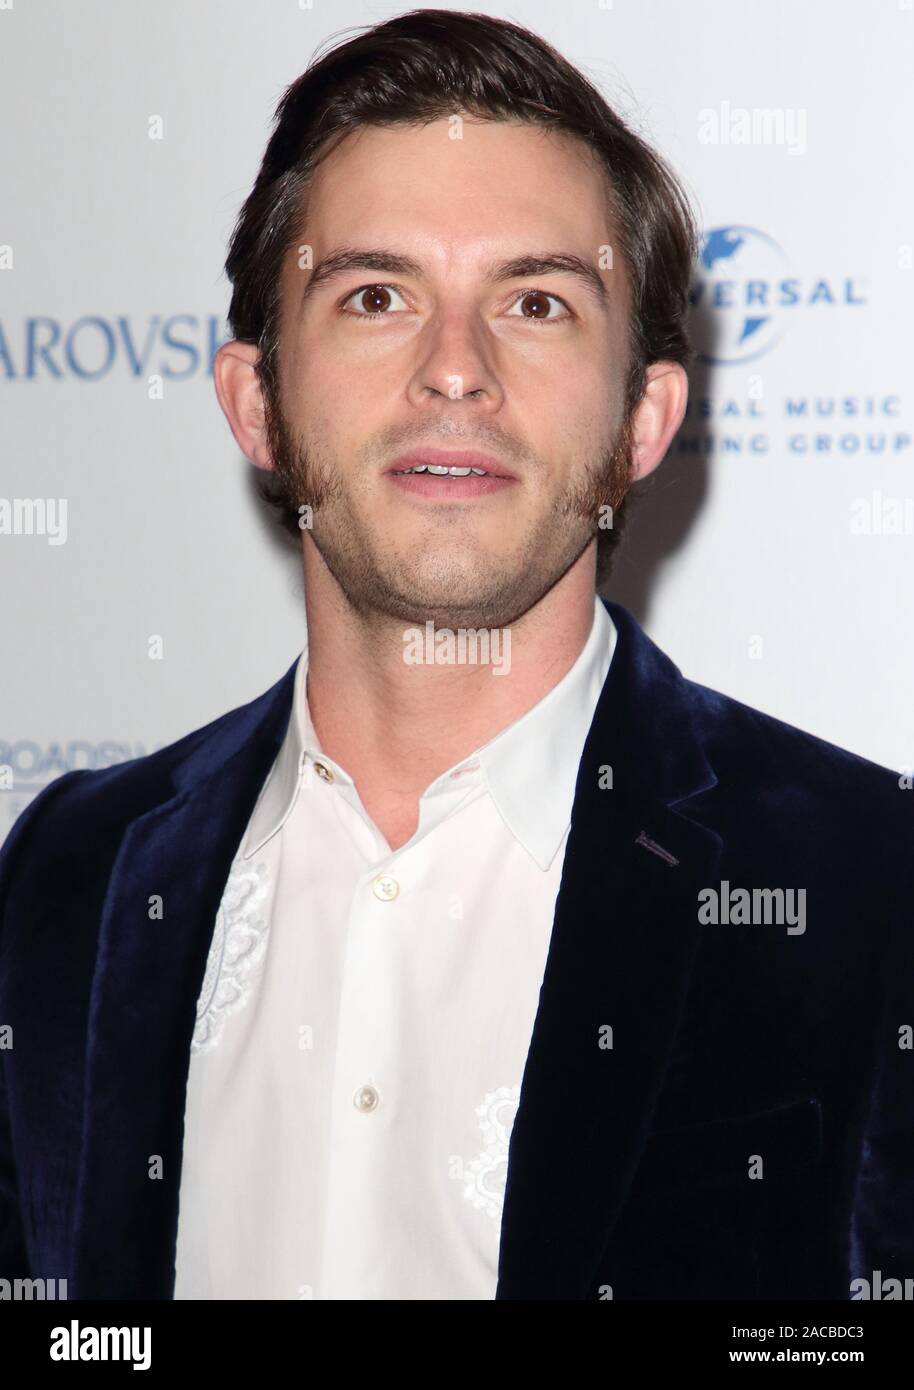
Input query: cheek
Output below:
<box><xmin>282</xmin><ymin>343</ymin><xmax>360</xmax><ymax>434</ymax></box>
<box><xmin>524</xmin><ymin>345</ymin><xmax>604</xmax><ymax>402</ymax></box>
<box><xmin>308</xmin><ymin>344</ymin><xmax>398</xmax><ymax>419</ymax></box>
<box><xmin>517</xmin><ymin>376</ymin><xmax>600</xmax><ymax>449</ymax></box>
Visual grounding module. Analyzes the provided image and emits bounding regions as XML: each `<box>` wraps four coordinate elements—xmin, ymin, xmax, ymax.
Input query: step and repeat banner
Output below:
<box><xmin>1</xmin><ymin>0</ymin><xmax>912</xmax><ymax>842</ymax></box>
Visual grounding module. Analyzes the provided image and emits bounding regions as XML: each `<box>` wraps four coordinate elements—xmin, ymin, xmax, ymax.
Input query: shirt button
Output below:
<box><xmin>372</xmin><ymin>874</ymin><xmax>400</xmax><ymax>901</ymax></box>
<box><xmin>353</xmin><ymin>1084</ymin><xmax>379</xmax><ymax>1113</ymax></box>
<box><xmin>313</xmin><ymin>761</ymin><xmax>334</xmax><ymax>783</ymax></box>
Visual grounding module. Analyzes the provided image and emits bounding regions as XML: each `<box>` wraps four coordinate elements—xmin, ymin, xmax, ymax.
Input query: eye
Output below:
<box><xmin>505</xmin><ymin>289</ymin><xmax>571</xmax><ymax>323</ymax></box>
<box><xmin>340</xmin><ymin>284</ymin><xmax>410</xmax><ymax>319</ymax></box>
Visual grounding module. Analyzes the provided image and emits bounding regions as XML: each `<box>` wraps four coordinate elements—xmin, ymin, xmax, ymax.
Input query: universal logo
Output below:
<box><xmin>403</xmin><ymin>622</ymin><xmax>511</xmax><ymax>675</ymax></box>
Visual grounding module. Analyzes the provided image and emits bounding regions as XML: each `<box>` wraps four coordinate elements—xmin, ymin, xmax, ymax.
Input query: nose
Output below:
<box><xmin>405</xmin><ymin>308</ymin><xmax>504</xmax><ymax>410</ymax></box>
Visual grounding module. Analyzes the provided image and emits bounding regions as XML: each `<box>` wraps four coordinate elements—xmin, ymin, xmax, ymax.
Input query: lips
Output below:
<box><xmin>386</xmin><ymin>448</ymin><xmax>517</xmax><ymax>480</ymax></box>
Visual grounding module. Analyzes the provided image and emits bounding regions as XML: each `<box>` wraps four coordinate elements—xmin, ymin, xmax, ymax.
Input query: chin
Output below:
<box><xmin>377</xmin><ymin>563</ymin><xmax>534</xmax><ymax>631</ymax></box>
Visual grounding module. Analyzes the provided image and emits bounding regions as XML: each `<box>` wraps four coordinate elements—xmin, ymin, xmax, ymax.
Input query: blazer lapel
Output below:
<box><xmin>495</xmin><ymin>602</ymin><xmax>723</xmax><ymax>1299</ymax></box>
<box><xmin>69</xmin><ymin>664</ymin><xmax>297</xmax><ymax>1298</ymax></box>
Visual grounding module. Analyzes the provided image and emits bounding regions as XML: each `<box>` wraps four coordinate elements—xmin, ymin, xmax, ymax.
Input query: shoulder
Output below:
<box><xmin>675</xmin><ymin>675</ymin><xmax>914</xmax><ymax>956</ymax></box>
<box><xmin>603</xmin><ymin>599</ymin><xmax>908</xmax><ymax>839</ymax></box>
<box><xmin>684</xmin><ymin>671</ymin><xmax>907</xmax><ymax>820</ymax></box>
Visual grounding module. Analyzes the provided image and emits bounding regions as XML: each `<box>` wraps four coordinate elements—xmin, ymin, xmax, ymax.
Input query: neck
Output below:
<box><xmin>299</xmin><ymin>544</ymin><xmax>599</xmax><ymax>834</ymax></box>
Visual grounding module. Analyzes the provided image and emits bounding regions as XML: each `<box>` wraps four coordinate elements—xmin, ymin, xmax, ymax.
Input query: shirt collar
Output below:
<box><xmin>242</xmin><ymin>594</ymin><xmax>616</xmax><ymax>870</ymax></box>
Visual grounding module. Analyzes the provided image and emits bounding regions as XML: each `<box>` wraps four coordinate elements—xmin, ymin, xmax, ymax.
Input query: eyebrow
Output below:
<box><xmin>298</xmin><ymin>247</ymin><xmax>610</xmax><ymax>311</ymax></box>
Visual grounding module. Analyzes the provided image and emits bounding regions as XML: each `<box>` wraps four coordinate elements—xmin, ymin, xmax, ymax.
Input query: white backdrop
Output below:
<box><xmin>2</xmin><ymin>0</ymin><xmax>913</xmax><ymax>842</ymax></box>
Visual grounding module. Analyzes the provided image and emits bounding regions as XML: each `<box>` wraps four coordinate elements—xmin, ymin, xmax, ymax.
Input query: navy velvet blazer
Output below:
<box><xmin>1</xmin><ymin>599</ymin><xmax>911</xmax><ymax>1300</ymax></box>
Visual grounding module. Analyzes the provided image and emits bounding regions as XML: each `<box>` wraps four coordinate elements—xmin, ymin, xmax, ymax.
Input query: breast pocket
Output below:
<box><xmin>631</xmin><ymin>1096</ymin><xmax>823</xmax><ymax>1195</ymax></box>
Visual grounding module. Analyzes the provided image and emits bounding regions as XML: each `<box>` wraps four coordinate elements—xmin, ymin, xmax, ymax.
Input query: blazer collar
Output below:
<box><xmin>69</xmin><ymin>600</ymin><xmax>721</xmax><ymax>1299</ymax></box>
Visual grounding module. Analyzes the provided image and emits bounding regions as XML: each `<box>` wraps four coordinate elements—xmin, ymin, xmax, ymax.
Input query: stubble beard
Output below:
<box><xmin>263</xmin><ymin>385</ymin><xmax>633</xmax><ymax>631</ymax></box>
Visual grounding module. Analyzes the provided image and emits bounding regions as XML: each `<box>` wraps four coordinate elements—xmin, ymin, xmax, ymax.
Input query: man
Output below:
<box><xmin>0</xmin><ymin>10</ymin><xmax>911</xmax><ymax>1302</ymax></box>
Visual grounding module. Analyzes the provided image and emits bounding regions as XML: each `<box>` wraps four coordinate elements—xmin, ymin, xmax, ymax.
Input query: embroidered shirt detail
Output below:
<box><xmin>192</xmin><ymin>858</ymin><xmax>271</xmax><ymax>1053</ymax></box>
<box><xmin>457</xmin><ymin>1085</ymin><xmax>521</xmax><ymax>1220</ymax></box>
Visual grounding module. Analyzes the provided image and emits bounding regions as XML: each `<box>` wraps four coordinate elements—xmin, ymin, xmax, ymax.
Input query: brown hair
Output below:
<box><xmin>224</xmin><ymin>8</ymin><xmax>698</xmax><ymax>585</ymax></box>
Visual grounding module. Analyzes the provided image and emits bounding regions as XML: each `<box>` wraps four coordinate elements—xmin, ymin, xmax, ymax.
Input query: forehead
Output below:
<box><xmin>290</xmin><ymin>117</ymin><xmax>618</xmax><ymax>273</ymax></box>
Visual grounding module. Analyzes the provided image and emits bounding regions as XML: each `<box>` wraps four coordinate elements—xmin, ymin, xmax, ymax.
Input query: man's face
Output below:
<box><xmin>268</xmin><ymin>117</ymin><xmax>633</xmax><ymax>629</ymax></box>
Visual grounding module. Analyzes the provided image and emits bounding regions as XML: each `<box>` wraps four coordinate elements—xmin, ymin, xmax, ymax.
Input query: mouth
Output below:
<box><xmin>385</xmin><ymin>449</ymin><xmax>517</xmax><ymax>499</ymax></box>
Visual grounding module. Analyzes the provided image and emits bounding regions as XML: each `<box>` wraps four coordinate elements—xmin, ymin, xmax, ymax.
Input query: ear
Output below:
<box><xmin>628</xmin><ymin>361</ymin><xmax>689</xmax><ymax>483</ymax></box>
<box><xmin>213</xmin><ymin>340</ymin><xmax>274</xmax><ymax>472</ymax></box>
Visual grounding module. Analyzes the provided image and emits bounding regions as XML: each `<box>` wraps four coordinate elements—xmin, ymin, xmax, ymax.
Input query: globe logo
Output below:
<box><xmin>690</xmin><ymin>226</ymin><xmax>790</xmax><ymax>365</ymax></box>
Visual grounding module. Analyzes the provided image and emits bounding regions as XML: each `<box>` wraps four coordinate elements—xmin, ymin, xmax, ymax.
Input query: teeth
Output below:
<box><xmin>395</xmin><ymin>464</ymin><xmax>492</xmax><ymax>476</ymax></box>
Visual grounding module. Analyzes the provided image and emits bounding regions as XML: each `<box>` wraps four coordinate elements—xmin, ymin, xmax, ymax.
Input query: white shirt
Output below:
<box><xmin>174</xmin><ymin>596</ymin><xmax>617</xmax><ymax>1300</ymax></box>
